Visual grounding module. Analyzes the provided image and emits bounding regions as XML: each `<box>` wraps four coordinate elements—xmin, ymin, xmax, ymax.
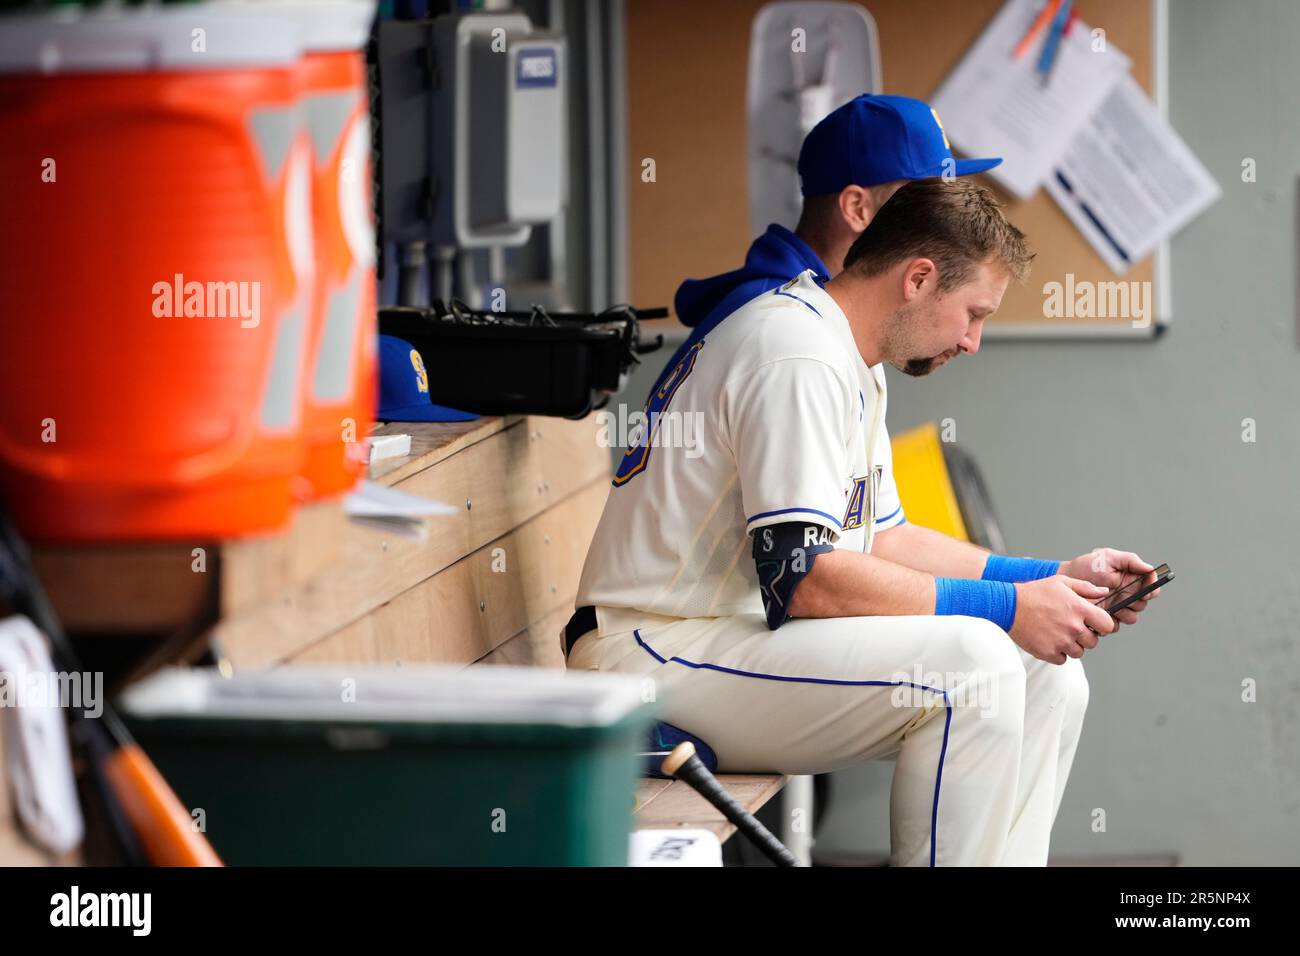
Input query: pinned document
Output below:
<box><xmin>1045</xmin><ymin>74</ymin><xmax>1222</xmax><ymax>275</ymax></box>
<box><xmin>931</xmin><ymin>0</ymin><xmax>1131</xmax><ymax>199</ymax></box>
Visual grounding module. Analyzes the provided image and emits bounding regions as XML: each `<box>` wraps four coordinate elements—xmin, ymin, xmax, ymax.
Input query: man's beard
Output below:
<box><xmin>898</xmin><ymin>353</ymin><xmax>945</xmax><ymax>377</ymax></box>
<box><xmin>886</xmin><ymin>304</ymin><xmax>949</xmax><ymax>377</ymax></box>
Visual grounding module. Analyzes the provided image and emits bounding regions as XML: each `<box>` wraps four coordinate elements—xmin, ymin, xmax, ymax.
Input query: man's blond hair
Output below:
<box><xmin>843</xmin><ymin>178</ymin><xmax>1033</xmax><ymax>290</ymax></box>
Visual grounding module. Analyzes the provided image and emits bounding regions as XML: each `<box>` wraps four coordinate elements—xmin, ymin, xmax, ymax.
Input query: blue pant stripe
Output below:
<box><xmin>633</xmin><ymin>628</ymin><xmax>951</xmax><ymax>866</ymax></box>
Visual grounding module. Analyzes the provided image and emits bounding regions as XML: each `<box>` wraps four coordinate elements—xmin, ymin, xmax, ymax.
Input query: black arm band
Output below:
<box><xmin>752</xmin><ymin>522</ymin><xmax>836</xmax><ymax>631</ymax></box>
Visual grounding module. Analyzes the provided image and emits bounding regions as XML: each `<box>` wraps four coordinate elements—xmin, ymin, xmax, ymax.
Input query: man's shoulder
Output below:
<box><xmin>710</xmin><ymin>277</ymin><xmax>851</xmax><ymax>375</ymax></box>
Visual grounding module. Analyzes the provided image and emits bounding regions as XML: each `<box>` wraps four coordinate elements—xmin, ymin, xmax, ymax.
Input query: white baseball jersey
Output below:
<box><xmin>577</xmin><ymin>269</ymin><xmax>905</xmax><ymax>619</ymax></box>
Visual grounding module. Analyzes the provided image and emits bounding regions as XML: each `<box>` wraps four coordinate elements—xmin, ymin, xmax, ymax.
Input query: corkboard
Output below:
<box><xmin>626</xmin><ymin>0</ymin><xmax>769</xmax><ymax>320</ymax></box>
<box><xmin>626</xmin><ymin>0</ymin><xmax>1158</xmax><ymax>333</ymax></box>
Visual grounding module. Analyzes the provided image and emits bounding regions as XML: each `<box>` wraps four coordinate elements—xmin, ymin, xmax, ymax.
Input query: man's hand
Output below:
<box><xmin>1010</xmin><ymin>576</ymin><xmax>1116</xmax><ymax>664</ymax></box>
<box><xmin>1059</xmin><ymin>548</ymin><xmax>1163</xmax><ymax>626</ymax></box>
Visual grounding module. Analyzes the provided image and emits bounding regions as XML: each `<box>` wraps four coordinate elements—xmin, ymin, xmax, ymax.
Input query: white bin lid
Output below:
<box><xmin>120</xmin><ymin>665</ymin><xmax>652</xmax><ymax>729</ymax></box>
<box><xmin>228</xmin><ymin>1</ymin><xmax>377</xmax><ymax>54</ymax></box>
<box><xmin>0</xmin><ymin>5</ymin><xmax>302</xmax><ymax>73</ymax></box>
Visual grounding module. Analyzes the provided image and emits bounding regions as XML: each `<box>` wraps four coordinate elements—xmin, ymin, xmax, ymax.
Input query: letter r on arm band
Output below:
<box><xmin>752</xmin><ymin>522</ymin><xmax>836</xmax><ymax>631</ymax></box>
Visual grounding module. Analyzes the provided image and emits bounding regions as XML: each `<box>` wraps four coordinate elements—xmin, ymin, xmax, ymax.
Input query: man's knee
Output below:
<box><xmin>903</xmin><ymin>617</ymin><xmax>1026</xmax><ymax>733</ymax></box>
<box><xmin>948</xmin><ymin>616</ymin><xmax>1026</xmax><ymax>681</ymax></box>
<box><xmin>1060</xmin><ymin>656</ymin><xmax>1090</xmax><ymax>724</ymax></box>
<box><xmin>1029</xmin><ymin>653</ymin><xmax>1090</xmax><ymax>722</ymax></box>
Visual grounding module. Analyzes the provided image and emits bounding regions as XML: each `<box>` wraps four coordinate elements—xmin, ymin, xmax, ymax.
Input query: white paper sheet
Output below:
<box><xmin>344</xmin><ymin>481</ymin><xmax>456</xmax><ymax>519</ymax></box>
<box><xmin>1046</xmin><ymin>73</ymin><xmax>1222</xmax><ymax>275</ymax></box>
<box><xmin>0</xmin><ymin>615</ymin><xmax>84</xmax><ymax>854</ymax></box>
<box><xmin>344</xmin><ymin>480</ymin><xmax>457</xmax><ymax>539</ymax></box>
<box><xmin>931</xmin><ymin>0</ymin><xmax>1132</xmax><ymax>200</ymax></box>
<box><xmin>629</xmin><ymin>829</ymin><xmax>723</xmax><ymax>867</ymax></box>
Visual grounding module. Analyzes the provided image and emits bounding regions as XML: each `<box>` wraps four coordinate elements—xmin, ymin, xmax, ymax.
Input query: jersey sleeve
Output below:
<box><xmin>873</xmin><ymin>422</ymin><xmax>906</xmax><ymax>531</ymax></box>
<box><xmin>725</xmin><ymin>357</ymin><xmax>854</xmax><ymax>538</ymax></box>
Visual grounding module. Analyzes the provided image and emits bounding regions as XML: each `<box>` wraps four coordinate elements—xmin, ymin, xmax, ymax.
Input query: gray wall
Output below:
<box><xmin>618</xmin><ymin>0</ymin><xmax>1300</xmax><ymax>864</ymax></box>
<box><xmin>816</xmin><ymin>0</ymin><xmax>1300</xmax><ymax>864</ymax></box>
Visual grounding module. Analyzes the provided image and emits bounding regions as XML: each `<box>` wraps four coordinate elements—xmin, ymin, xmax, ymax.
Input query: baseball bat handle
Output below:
<box><xmin>102</xmin><ymin>745</ymin><xmax>223</xmax><ymax>867</ymax></box>
<box><xmin>662</xmin><ymin>743</ymin><xmax>800</xmax><ymax>867</ymax></box>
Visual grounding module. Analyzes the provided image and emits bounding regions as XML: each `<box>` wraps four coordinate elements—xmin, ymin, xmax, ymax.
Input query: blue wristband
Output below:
<box><xmin>981</xmin><ymin>554</ymin><xmax>1061</xmax><ymax>583</ymax></box>
<box><xmin>934</xmin><ymin>577</ymin><xmax>1018</xmax><ymax>632</ymax></box>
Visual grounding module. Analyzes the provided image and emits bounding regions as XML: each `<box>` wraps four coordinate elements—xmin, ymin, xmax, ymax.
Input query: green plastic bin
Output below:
<box><xmin>119</xmin><ymin>665</ymin><xmax>656</xmax><ymax>866</ymax></box>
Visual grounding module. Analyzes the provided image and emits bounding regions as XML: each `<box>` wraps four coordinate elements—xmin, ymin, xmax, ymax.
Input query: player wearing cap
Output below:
<box><xmin>567</xmin><ymin>179</ymin><xmax>1161</xmax><ymax>866</ymax></box>
<box><xmin>647</xmin><ymin>93</ymin><xmax>1002</xmax><ymax>400</ymax></box>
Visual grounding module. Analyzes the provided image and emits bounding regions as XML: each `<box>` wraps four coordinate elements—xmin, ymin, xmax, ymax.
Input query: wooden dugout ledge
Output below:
<box><xmin>29</xmin><ymin>413</ymin><xmax>789</xmax><ymax>851</ymax></box>
<box><xmin>32</xmin><ymin>414</ymin><xmax>610</xmax><ymax>671</ymax></box>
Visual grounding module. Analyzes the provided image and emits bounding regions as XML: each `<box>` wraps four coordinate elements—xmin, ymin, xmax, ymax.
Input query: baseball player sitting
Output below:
<box><xmin>566</xmin><ymin>175</ymin><xmax>1162</xmax><ymax>867</ymax></box>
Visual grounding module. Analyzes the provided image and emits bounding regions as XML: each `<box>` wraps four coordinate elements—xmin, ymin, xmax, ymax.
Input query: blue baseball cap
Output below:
<box><xmin>798</xmin><ymin>94</ymin><xmax>1002</xmax><ymax>197</ymax></box>
<box><xmin>377</xmin><ymin>334</ymin><xmax>479</xmax><ymax>423</ymax></box>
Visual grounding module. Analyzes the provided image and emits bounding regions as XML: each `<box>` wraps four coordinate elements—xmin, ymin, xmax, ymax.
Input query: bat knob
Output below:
<box><xmin>660</xmin><ymin>741</ymin><xmax>696</xmax><ymax>776</ymax></box>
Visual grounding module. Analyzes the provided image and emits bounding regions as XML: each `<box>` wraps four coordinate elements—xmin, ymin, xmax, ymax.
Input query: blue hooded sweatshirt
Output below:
<box><xmin>648</xmin><ymin>224</ymin><xmax>831</xmax><ymax>398</ymax></box>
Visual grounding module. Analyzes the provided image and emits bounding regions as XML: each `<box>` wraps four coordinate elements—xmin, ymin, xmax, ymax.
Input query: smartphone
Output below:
<box><xmin>1096</xmin><ymin>563</ymin><xmax>1174</xmax><ymax>617</ymax></box>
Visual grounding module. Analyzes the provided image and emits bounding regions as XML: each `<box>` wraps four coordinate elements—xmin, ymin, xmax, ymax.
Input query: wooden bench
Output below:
<box><xmin>13</xmin><ymin>414</ymin><xmax>787</xmax><ymax>862</ymax></box>
<box><xmin>635</xmin><ymin>774</ymin><xmax>790</xmax><ymax>843</ymax></box>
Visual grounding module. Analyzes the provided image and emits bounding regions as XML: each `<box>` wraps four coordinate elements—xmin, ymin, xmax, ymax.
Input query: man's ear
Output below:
<box><xmin>901</xmin><ymin>258</ymin><xmax>937</xmax><ymax>302</ymax></box>
<box><xmin>837</xmin><ymin>185</ymin><xmax>875</xmax><ymax>233</ymax></box>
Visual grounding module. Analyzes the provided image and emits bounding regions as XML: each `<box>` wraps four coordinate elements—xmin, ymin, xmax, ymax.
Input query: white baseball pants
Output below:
<box><xmin>567</xmin><ymin>606</ymin><xmax>1089</xmax><ymax>866</ymax></box>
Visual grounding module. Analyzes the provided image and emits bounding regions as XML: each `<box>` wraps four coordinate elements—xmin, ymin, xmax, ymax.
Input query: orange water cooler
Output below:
<box><xmin>0</xmin><ymin>4</ymin><xmax>374</xmax><ymax>541</ymax></box>
<box><xmin>294</xmin><ymin>2</ymin><xmax>379</xmax><ymax>499</ymax></box>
